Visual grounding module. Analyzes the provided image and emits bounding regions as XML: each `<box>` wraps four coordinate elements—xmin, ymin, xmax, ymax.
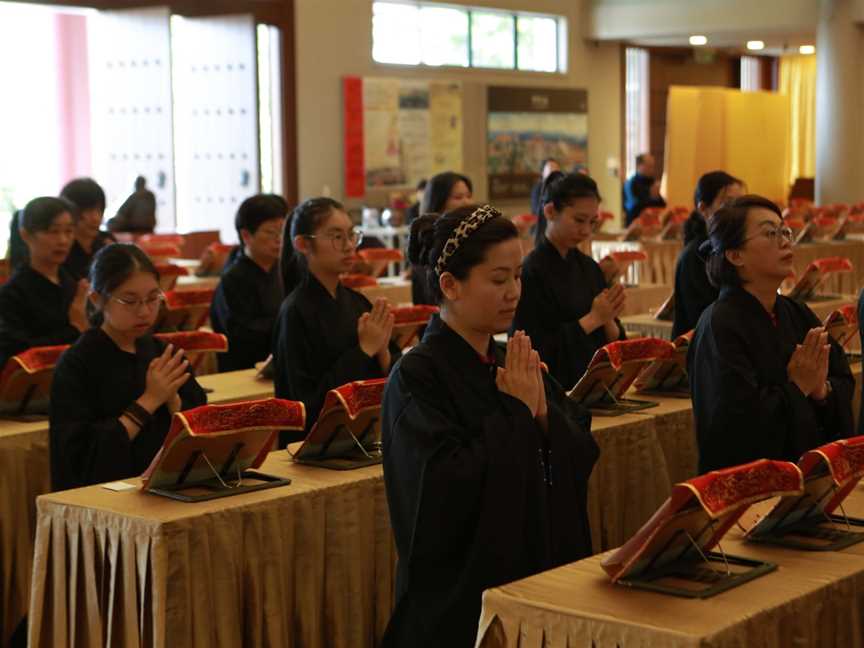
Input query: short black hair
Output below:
<box><xmin>705</xmin><ymin>194</ymin><xmax>783</xmax><ymax>288</ymax></box>
<box><xmin>235</xmin><ymin>193</ymin><xmax>289</xmax><ymax>240</ymax></box>
<box><xmin>416</xmin><ymin>178</ymin><xmax>428</xmax><ymax>192</ymax></box>
<box><xmin>408</xmin><ymin>205</ymin><xmax>518</xmax><ymax>304</ymax></box>
<box><xmin>694</xmin><ymin>170</ymin><xmax>742</xmax><ymax>209</ymax></box>
<box><xmin>636</xmin><ymin>153</ymin><xmax>649</xmax><ymax>166</ymax></box>
<box><xmin>60</xmin><ymin>177</ymin><xmax>107</xmax><ymax>216</ymax></box>
<box><xmin>541</xmin><ymin>171</ymin><xmax>602</xmax><ymax>211</ymax></box>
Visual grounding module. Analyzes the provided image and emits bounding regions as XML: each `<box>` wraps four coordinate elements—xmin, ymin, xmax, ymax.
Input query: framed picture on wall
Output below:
<box><xmin>487</xmin><ymin>86</ymin><xmax>588</xmax><ymax>201</ymax></box>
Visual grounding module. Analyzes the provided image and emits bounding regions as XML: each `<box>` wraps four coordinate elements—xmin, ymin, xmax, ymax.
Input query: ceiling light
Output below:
<box><xmin>689</xmin><ymin>35</ymin><xmax>708</xmax><ymax>46</ymax></box>
<box><xmin>799</xmin><ymin>44</ymin><xmax>815</xmax><ymax>55</ymax></box>
<box><xmin>747</xmin><ymin>40</ymin><xmax>765</xmax><ymax>51</ymax></box>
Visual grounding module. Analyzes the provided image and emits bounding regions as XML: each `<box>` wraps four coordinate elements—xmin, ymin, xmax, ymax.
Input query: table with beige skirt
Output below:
<box><xmin>0</xmin><ymin>369</ymin><xmax>273</xmax><ymax>646</ymax></box>
<box><xmin>24</xmin><ymin>404</ymin><xmax>698</xmax><ymax>647</ymax></box>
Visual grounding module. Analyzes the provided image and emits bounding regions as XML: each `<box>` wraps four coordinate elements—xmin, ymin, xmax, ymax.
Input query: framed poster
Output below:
<box><xmin>343</xmin><ymin>76</ymin><xmax>463</xmax><ymax>197</ymax></box>
<box><xmin>487</xmin><ymin>86</ymin><xmax>588</xmax><ymax>201</ymax></box>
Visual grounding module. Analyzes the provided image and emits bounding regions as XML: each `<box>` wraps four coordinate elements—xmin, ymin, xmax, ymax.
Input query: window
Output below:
<box><xmin>372</xmin><ymin>1</ymin><xmax>567</xmax><ymax>73</ymax></box>
<box><xmin>624</xmin><ymin>47</ymin><xmax>650</xmax><ymax>180</ymax></box>
<box><xmin>740</xmin><ymin>56</ymin><xmax>761</xmax><ymax>91</ymax></box>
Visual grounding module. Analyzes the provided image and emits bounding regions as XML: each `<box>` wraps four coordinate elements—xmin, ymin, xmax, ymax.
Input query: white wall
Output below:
<box><xmin>294</xmin><ymin>0</ymin><xmax>623</xmax><ymax>216</ymax></box>
<box><xmin>589</xmin><ymin>0</ymin><xmax>819</xmax><ymax>41</ymax></box>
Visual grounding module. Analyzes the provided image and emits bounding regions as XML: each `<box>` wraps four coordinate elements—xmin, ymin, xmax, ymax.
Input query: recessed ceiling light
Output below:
<box><xmin>747</xmin><ymin>40</ymin><xmax>765</xmax><ymax>51</ymax></box>
<box><xmin>799</xmin><ymin>44</ymin><xmax>815</xmax><ymax>55</ymax></box>
<box><xmin>689</xmin><ymin>35</ymin><xmax>708</xmax><ymax>46</ymax></box>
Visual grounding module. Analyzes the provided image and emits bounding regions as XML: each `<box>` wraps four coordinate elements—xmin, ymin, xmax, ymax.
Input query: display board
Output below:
<box><xmin>343</xmin><ymin>76</ymin><xmax>463</xmax><ymax>197</ymax></box>
<box><xmin>487</xmin><ymin>86</ymin><xmax>588</xmax><ymax>201</ymax></box>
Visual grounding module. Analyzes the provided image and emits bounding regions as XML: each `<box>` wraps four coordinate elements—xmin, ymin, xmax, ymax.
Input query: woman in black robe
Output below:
<box><xmin>60</xmin><ymin>177</ymin><xmax>116</xmax><ymax>281</ymax></box>
<box><xmin>409</xmin><ymin>171</ymin><xmax>473</xmax><ymax>305</ymax></box>
<box><xmin>689</xmin><ymin>195</ymin><xmax>853</xmax><ymax>474</ymax></box>
<box><xmin>512</xmin><ymin>172</ymin><xmax>626</xmax><ymax>390</ymax></box>
<box><xmin>50</xmin><ymin>243</ymin><xmax>206</xmax><ymax>491</ymax></box>
<box><xmin>271</xmin><ymin>197</ymin><xmax>401</xmax><ymax>444</ymax></box>
<box><xmin>672</xmin><ymin>171</ymin><xmax>744</xmax><ymax>337</ymax></box>
<box><xmin>0</xmin><ymin>197</ymin><xmax>89</xmax><ymax>368</ymax></box>
<box><xmin>210</xmin><ymin>194</ymin><xmax>286</xmax><ymax>371</ymax></box>
<box><xmin>383</xmin><ymin>205</ymin><xmax>599</xmax><ymax>648</ymax></box>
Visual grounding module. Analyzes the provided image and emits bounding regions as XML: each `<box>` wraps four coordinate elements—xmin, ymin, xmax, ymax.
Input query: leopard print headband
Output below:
<box><xmin>435</xmin><ymin>204</ymin><xmax>502</xmax><ymax>276</ymax></box>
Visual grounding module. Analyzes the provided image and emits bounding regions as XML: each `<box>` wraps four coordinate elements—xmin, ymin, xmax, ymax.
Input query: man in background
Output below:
<box><xmin>623</xmin><ymin>153</ymin><xmax>666</xmax><ymax>225</ymax></box>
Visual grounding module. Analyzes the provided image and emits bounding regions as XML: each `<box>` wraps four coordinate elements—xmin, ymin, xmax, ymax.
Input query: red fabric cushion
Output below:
<box><xmin>323</xmin><ymin>379</ymin><xmax>386</xmax><ymax>419</ymax></box>
<box><xmin>808</xmin><ymin>256</ymin><xmax>853</xmax><ymax>274</ymax></box>
<box><xmin>340</xmin><ymin>274</ymin><xmax>378</xmax><ymax>289</ymax></box>
<box><xmin>154</xmin><ymin>331</ymin><xmax>228</xmax><ymax>352</ymax></box>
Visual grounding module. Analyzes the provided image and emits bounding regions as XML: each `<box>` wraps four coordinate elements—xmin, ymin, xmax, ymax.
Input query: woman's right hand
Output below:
<box><xmin>358</xmin><ymin>298</ymin><xmax>394</xmax><ymax>357</ymax></box>
<box><xmin>582</xmin><ymin>284</ymin><xmax>626</xmax><ymax>333</ymax></box>
<box><xmin>787</xmin><ymin>327</ymin><xmax>830</xmax><ymax>397</ymax></box>
<box><xmin>140</xmin><ymin>344</ymin><xmax>190</xmax><ymax>411</ymax></box>
<box><xmin>496</xmin><ymin>332</ymin><xmax>542</xmax><ymax>418</ymax></box>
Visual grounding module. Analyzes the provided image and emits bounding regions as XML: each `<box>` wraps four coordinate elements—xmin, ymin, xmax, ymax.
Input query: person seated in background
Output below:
<box><xmin>513</xmin><ymin>172</ymin><xmax>626</xmax><ymax>390</ymax></box>
<box><xmin>410</xmin><ymin>171</ymin><xmax>473</xmax><ymax>305</ymax></box>
<box><xmin>672</xmin><ymin>171</ymin><xmax>744</xmax><ymax>337</ymax></box>
<box><xmin>60</xmin><ymin>177</ymin><xmax>116</xmax><ymax>280</ymax></box>
<box><xmin>530</xmin><ymin>157</ymin><xmax>561</xmax><ymax>218</ymax></box>
<box><xmin>404</xmin><ymin>178</ymin><xmax>427</xmax><ymax>225</ymax></box>
<box><xmin>0</xmin><ymin>197</ymin><xmax>88</xmax><ymax>368</ymax></box>
<box><xmin>623</xmin><ymin>153</ymin><xmax>666</xmax><ymax>226</ymax></box>
<box><xmin>272</xmin><ymin>197</ymin><xmax>401</xmax><ymax>445</ymax></box>
<box><xmin>107</xmin><ymin>175</ymin><xmax>156</xmax><ymax>234</ymax></box>
<box><xmin>382</xmin><ymin>204</ymin><xmax>597</xmax><ymax>648</ymax></box>
<box><xmin>210</xmin><ymin>194</ymin><xmax>288</xmax><ymax>372</ymax></box>
<box><xmin>50</xmin><ymin>243</ymin><xmax>206</xmax><ymax>490</ymax></box>
<box><xmin>689</xmin><ymin>195</ymin><xmax>853</xmax><ymax>474</ymax></box>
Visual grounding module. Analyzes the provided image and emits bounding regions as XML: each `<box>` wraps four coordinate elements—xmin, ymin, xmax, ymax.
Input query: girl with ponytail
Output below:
<box><xmin>513</xmin><ymin>172</ymin><xmax>626</xmax><ymax>390</ymax></box>
<box><xmin>49</xmin><ymin>243</ymin><xmax>205</xmax><ymax>490</ymax></box>
<box><xmin>271</xmin><ymin>197</ymin><xmax>401</xmax><ymax>444</ymax></box>
<box><xmin>382</xmin><ymin>204</ymin><xmax>598</xmax><ymax>648</ymax></box>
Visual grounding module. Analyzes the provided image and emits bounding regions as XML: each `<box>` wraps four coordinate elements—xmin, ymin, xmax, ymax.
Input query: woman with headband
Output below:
<box><xmin>382</xmin><ymin>205</ymin><xmax>599</xmax><ymax>648</ymax></box>
<box><xmin>689</xmin><ymin>195</ymin><xmax>853</xmax><ymax>474</ymax></box>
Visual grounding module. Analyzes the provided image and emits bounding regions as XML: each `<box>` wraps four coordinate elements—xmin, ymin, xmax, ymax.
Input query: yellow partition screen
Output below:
<box><xmin>664</xmin><ymin>86</ymin><xmax>790</xmax><ymax>207</ymax></box>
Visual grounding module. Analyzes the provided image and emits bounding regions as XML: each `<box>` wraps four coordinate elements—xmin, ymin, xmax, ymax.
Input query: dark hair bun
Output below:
<box><xmin>407</xmin><ymin>214</ymin><xmax>438</xmax><ymax>267</ymax></box>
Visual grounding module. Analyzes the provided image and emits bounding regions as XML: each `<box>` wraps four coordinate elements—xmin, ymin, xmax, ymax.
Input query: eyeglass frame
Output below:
<box><xmin>109</xmin><ymin>291</ymin><xmax>167</xmax><ymax>311</ymax></box>
<box><xmin>304</xmin><ymin>228</ymin><xmax>364</xmax><ymax>251</ymax></box>
<box><xmin>742</xmin><ymin>224</ymin><xmax>795</xmax><ymax>246</ymax></box>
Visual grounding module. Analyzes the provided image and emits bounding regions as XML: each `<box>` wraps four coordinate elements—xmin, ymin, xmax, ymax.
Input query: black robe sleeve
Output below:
<box><xmin>381</xmin><ymin>355</ymin><xmax>597</xmax><ymax>647</ymax></box>
<box><xmin>50</xmin><ymin>349</ymin><xmax>135</xmax><ymax>490</ymax></box>
<box><xmin>690</xmin><ymin>302</ymin><xmax>853</xmax><ymax>473</ymax></box>
<box><xmin>514</xmin><ymin>260</ymin><xmax>625</xmax><ymax>389</ymax></box>
<box><xmin>859</xmin><ymin>289</ymin><xmax>864</xmax><ymax>436</ymax></box>
<box><xmin>672</xmin><ymin>241</ymin><xmax>719</xmax><ymax>338</ymax></box>
<box><xmin>272</xmin><ymin>305</ymin><xmax>400</xmax><ymax>425</ymax></box>
<box><xmin>49</xmin><ymin>341</ymin><xmax>206</xmax><ymax>491</ymax></box>
<box><xmin>0</xmin><ymin>287</ymin><xmax>79</xmax><ymax>365</ymax></box>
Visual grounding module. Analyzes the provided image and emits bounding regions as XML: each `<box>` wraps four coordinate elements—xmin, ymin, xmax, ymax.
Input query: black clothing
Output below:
<box><xmin>682</xmin><ymin>211</ymin><xmax>707</xmax><ymax>246</ymax></box>
<box><xmin>271</xmin><ymin>273</ymin><xmax>401</xmax><ymax>442</ymax></box>
<box><xmin>49</xmin><ymin>328</ymin><xmax>207</xmax><ymax>491</ymax></box>
<box><xmin>381</xmin><ymin>315</ymin><xmax>598</xmax><ymax>648</ymax></box>
<box><xmin>511</xmin><ymin>238</ymin><xmax>626</xmax><ymax>390</ymax></box>
<box><xmin>210</xmin><ymin>254</ymin><xmax>282</xmax><ymax>372</ymax></box>
<box><xmin>689</xmin><ymin>286</ymin><xmax>854</xmax><ymax>474</ymax></box>
<box><xmin>623</xmin><ymin>172</ymin><xmax>666</xmax><ymax>225</ymax></box>
<box><xmin>63</xmin><ymin>231</ymin><xmax>115</xmax><ymax>281</ymax></box>
<box><xmin>672</xmin><ymin>237</ymin><xmax>718</xmax><ymax>338</ymax></box>
<box><xmin>0</xmin><ymin>266</ymin><xmax>80</xmax><ymax>368</ymax></box>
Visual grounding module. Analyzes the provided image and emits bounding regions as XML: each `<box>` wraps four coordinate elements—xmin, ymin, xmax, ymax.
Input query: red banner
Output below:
<box><xmin>343</xmin><ymin>76</ymin><xmax>365</xmax><ymax>198</ymax></box>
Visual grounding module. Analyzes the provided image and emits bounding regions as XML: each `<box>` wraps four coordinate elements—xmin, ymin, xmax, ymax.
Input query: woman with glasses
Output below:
<box><xmin>672</xmin><ymin>171</ymin><xmax>744</xmax><ymax>337</ymax></box>
<box><xmin>689</xmin><ymin>195</ymin><xmax>853</xmax><ymax>474</ymax></box>
<box><xmin>0</xmin><ymin>196</ymin><xmax>89</xmax><ymax>369</ymax></box>
<box><xmin>49</xmin><ymin>243</ymin><xmax>206</xmax><ymax>490</ymax></box>
<box><xmin>210</xmin><ymin>194</ymin><xmax>288</xmax><ymax>372</ymax></box>
<box><xmin>510</xmin><ymin>172</ymin><xmax>626</xmax><ymax>389</ymax></box>
<box><xmin>272</xmin><ymin>197</ymin><xmax>401</xmax><ymax>444</ymax></box>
